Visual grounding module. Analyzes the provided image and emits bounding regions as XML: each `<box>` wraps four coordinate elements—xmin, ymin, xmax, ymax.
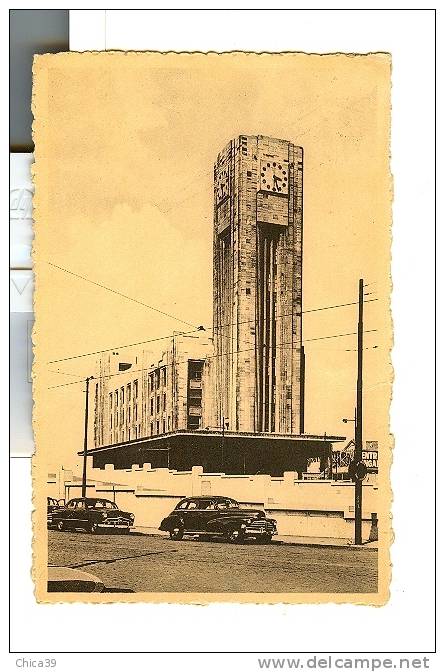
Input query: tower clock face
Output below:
<box><xmin>259</xmin><ymin>160</ymin><xmax>289</xmax><ymax>195</ymax></box>
<box><xmin>216</xmin><ymin>166</ymin><xmax>230</xmax><ymax>204</ymax></box>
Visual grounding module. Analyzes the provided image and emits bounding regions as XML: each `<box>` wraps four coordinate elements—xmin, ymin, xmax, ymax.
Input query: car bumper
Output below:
<box><xmin>244</xmin><ymin>525</ymin><xmax>277</xmax><ymax>536</ymax></box>
<box><xmin>98</xmin><ymin>521</ymin><xmax>133</xmax><ymax>529</ymax></box>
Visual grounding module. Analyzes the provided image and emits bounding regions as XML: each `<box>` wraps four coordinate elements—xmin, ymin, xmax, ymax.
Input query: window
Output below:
<box><xmin>162</xmin><ymin>368</ymin><xmax>167</xmax><ymax>386</ymax></box>
<box><xmin>163</xmin><ymin>392</ymin><xmax>166</xmax><ymax>410</ymax></box>
<box><xmin>110</xmin><ymin>415</ymin><xmax>113</xmax><ymax>430</ymax></box>
<box><xmin>198</xmin><ymin>500</ymin><xmax>215</xmax><ymax>510</ymax></box>
<box><xmin>188</xmin><ymin>416</ymin><xmax>201</xmax><ymax>429</ymax></box>
<box><xmin>133</xmin><ymin>380</ymin><xmax>138</xmax><ymax>398</ymax></box>
<box><xmin>176</xmin><ymin>501</ymin><xmax>189</xmax><ymax>510</ymax></box>
<box><xmin>156</xmin><ymin>421</ymin><xmax>160</xmax><ymax>434</ymax></box>
<box><xmin>127</xmin><ymin>383</ymin><xmax>131</xmax><ymax>401</ymax></box>
<box><xmin>162</xmin><ymin>419</ymin><xmax>166</xmax><ymax>434</ymax></box>
<box><xmin>150</xmin><ymin>422</ymin><xmax>154</xmax><ymax>436</ymax></box>
<box><xmin>109</xmin><ymin>392</ymin><xmax>113</xmax><ymax>409</ymax></box>
<box><xmin>120</xmin><ymin>387</ymin><xmax>124</xmax><ymax>405</ymax></box>
<box><xmin>150</xmin><ymin>398</ymin><xmax>154</xmax><ymax>416</ymax></box>
<box><xmin>115</xmin><ymin>390</ymin><xmax>119</xmax><ymax>406</ymax></box>
<box><xmin>156</xmin><ymin>396</ymin><xmax>160</xmax><ymax>414</ymax></box>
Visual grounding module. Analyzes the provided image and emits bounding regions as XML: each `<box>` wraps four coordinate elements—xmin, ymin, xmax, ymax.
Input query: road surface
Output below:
<box><xmin>48</xmin><ymin>529</ymin><xmax>378</xmax><ymax>594</ymax></box>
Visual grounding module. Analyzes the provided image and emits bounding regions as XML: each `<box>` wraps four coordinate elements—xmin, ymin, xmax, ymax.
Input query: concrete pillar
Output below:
<box><xmin>369</xmin><ymin>512</ymin><xmax>378</xmax><ymax>542</ymax></box>
<box><xmin>191</xmin><ymin>465</ymin><xmax>203</xmax><ymax>496</ymax></box>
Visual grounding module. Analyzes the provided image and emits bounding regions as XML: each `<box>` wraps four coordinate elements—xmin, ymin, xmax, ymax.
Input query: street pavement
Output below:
<box><xmin>48</xmin><ymin>529</ymin><xmax>378</xmax><ymax>594</ymax></box>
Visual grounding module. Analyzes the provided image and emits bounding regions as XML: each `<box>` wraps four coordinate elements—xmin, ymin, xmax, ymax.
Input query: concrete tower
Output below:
<box><xmin>212</xmin><ymin>135</ymin><xmax>305</xmax><ymax>434</ymax></box>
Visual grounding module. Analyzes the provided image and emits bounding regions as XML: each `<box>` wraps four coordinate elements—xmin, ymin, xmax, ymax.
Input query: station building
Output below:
<box><xmin>91</xmin><ymin>333</ymin><xmax>213</xmax><ymax>448</ymax></box>
<box><xmin>86</xmin><ymin>136</ymin><xmax>345</xmax><ymax>475</ymax></box>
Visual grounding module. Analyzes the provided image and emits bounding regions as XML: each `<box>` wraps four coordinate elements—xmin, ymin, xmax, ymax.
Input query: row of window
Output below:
<box><xmin>109</xmin><ymin>380</ymin><xmax>139</xmax><ymax>409</ymax></box>
<box><xmin>111</xmin><ymin>424</ymin><xmax>142</xmax><ymax>444</ymax></box>
<box><xmin>109</xmin><ymin>403</ymin><xmax>139</xmax><ymax>430</ymax></box>
<box><xmin>108</xmin><ymin>367</ymin><xmax>171</xmax><ymax>411</ymax></box>
<box><xmin>148</xmin><ymin>367</ymin><xmax>167</xmax><ymax>392</ymax></box>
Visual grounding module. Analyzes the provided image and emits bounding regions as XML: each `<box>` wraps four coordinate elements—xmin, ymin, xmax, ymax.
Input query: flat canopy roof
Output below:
<box><xmin>83</xmin><ymin>429</ymin><xmax>346</xmax><ymax>456</ymax></box>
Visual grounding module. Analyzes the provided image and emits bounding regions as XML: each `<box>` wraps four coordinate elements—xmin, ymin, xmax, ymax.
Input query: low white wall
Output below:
<box><xmin>63</xmin><ymin>463</ymin><xmax>379</xmax><ymax>540</ymax></box>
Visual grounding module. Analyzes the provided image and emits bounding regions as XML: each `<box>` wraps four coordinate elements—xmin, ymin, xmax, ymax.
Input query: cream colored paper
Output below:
<box><xmin>32</xmin><ymin>52</ymin><xmax>392</xmax><ymax>604</ymax></box>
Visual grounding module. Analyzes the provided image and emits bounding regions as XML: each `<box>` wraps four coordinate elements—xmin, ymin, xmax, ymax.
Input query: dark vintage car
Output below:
<box><xmin>47</xmin><ymin>497</ymin><xmax>65</xmax><ymax>528</ymax></box>
<box><xmin>159</xmin><ymin>496</ymin><xmax>277</xmax><ymax>543</ymax></box>
<box><xmin>49</xmin><ymin>497</ymin><xmax>135</xmax><ymax>534</ymax></box>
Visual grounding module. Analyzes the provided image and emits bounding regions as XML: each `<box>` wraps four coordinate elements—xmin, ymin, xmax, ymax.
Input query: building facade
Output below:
<box><xmin>91</xmin><ymin>334</ymin><xmax>212</xmax><ymax>448</ymax></box>
<box><xmin>208</xmin><ymin>135</ymin><xmax>305</xmax><ymax>435</ymax></box>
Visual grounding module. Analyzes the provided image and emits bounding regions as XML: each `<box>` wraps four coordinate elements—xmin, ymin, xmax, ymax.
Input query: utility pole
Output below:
<box><xmin>354</xmin><ymin>279</ymin><xmax>364</xmax><ymax>545</ymax></box>
<box><xmin>221</xmin><ymin>416</ymin><xmax>225</xmax><ymax>472</ymax></box>
<box><xmin>81</xmin><ymin>376</ymin><xmax>94</xmax><ymax>497</ymax></box>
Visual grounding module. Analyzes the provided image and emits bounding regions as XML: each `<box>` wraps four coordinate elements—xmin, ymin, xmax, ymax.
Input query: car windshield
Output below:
<box><xmin>85</xmin><ymin>499</ymin><xmax>118</xmax><ymax>510</ymax></box>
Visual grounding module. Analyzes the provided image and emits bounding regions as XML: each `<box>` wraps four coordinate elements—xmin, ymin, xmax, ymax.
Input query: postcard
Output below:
<box><xmin>32</xmin><ymin>51</ymin><xmax>391</xmax><ymax>603</ymax></box>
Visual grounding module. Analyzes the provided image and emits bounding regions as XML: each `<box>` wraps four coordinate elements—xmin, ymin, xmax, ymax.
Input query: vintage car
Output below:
<box><xmin>159</xmin><ymin>496</ymin><xmax>277</xmax><ymax>543</ymax></box>
<box><xmin>47</xmin><ymin>497</ymin><xmax>65</xmax><ymax>528</ymax></box>
<box><xmin>50</xmin><ymin>497</ymin><xmax>135</xmax><ymax>534</ymax></box>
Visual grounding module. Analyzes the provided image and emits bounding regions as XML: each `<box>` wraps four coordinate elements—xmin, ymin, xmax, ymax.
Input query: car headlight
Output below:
<box><xmin>101</xmin><ymin>512</ymin><xmax>107</xmax><ymax>520</ymax></box>
<box><xmin>130</xmin><ymin>513</ymin><xmax>135</xmax><ymax>521</ymax></box>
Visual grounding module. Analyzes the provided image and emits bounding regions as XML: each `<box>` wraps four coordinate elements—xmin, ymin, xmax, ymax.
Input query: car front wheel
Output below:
<box><xmin>227</xmin><ymin>528</ymin><xmax>244</xmax><ymax>544</ymax></box>
<box><xmin>259</xmin><ymin>534</ymin><xmax>273</xmax><ymax>544</ymax></box>
<box><xmin>169</xmin><ymin>525</ymin><xmax>184</xmax><ymax>541</ymax></box>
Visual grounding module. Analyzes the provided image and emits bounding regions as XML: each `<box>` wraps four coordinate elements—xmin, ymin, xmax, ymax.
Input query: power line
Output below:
<box><xmin>46</xmin><ymin>297</ymin><xmax>378</xmax><ymax>366</ymax></box>
<box><xmin>47</xmin><ymin>369</ymin><xmax>86</xmax><ymax>379</ymax></box>
<box><xmin>47</xmin><ymin>328</ymin><xmax>378</xmax><ymax>390</ymax></box>
<box><xmin>46</xmin><ymin>261</ymin><xmax>199</xmax><ymax>328</ymax></box>
<box><xmin>211</xmin><ymin>298</ymin><xmax>378</xmax><ymax>333</ymax></box>
<box><xmin>47</xmin><ymin>327</ymin><xmax>203</xmax><ymax>365</ymax></box>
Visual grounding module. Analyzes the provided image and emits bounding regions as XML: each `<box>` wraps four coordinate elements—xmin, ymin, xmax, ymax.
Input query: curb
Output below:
<box><xmin>133</xmin><ymin>528</ymin><xmax>378</xmax><ymax>550</ymax></box>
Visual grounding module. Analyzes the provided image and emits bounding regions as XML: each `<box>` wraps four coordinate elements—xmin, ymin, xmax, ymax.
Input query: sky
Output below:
<box><xmin>33</xmin><ymin>52</ymin><xmax>392</xmax><ymax>473</ymax></box>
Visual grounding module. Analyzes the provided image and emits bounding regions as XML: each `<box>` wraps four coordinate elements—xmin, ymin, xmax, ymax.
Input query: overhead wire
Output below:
<box><xmin>47</xmin><ymin>261</ymin><xmax>199</xmax><ymax>329</ymax></box>
<box><xmin>47</xmin><ymin>328</ymin><xmax>378</xmax><ymax>390</ymax></box>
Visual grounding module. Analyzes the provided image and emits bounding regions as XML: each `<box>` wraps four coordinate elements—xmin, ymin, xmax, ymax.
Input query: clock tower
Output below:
<box><xmin>211</xmin><ymin>135</ymin><xmax>304</xmax><ymax>434</ymax></box>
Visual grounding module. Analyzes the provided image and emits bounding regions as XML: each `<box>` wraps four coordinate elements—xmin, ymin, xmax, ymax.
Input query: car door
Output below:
<box><xmin>182</xmin><ymin>500</ymin><xmax>200</xmax><ymax>531</ymax></box>
<box><xmin>58</xmin><ymin>499</ymin><xmax>76</xmax><ymax>527</ymax></box>
<box><xmin>173</xmin><ymin>499</ymin><xmax>192</xmax><ymax>531</ymax></box>
<box><xmin>71</xmin><ymin>500</ymin><xmax>88</xmax><ymax>528</ymax></box>
<box><xmin>187</xmin><ymin>499</ymin><xmax>215</xmax><ymax>531</ymax></box>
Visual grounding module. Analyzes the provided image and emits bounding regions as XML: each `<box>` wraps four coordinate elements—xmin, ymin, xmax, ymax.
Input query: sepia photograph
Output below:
<box><xmin>31</xmin><ymin>51</ymin><xmax>392</xmax><ymax>603</ymax></box>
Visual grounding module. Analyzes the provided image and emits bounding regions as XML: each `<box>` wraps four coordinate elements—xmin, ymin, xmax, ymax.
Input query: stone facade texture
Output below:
<box><xmin>209</xmin><ymin>135</ymin><xmax>304</xmax><ymax>434</ymax></box>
